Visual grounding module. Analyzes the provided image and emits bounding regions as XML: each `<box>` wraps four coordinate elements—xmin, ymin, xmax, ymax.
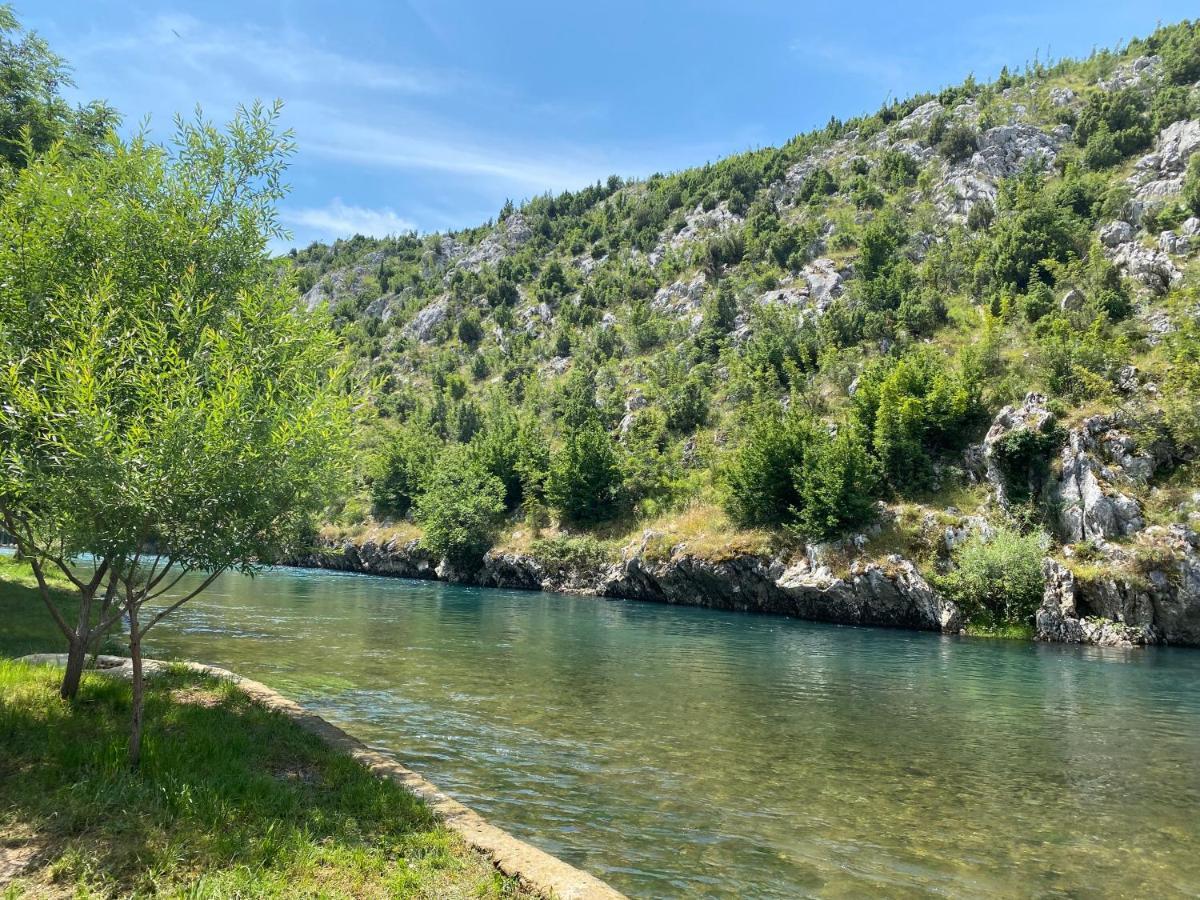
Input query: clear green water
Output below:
<box><xmin>144</xmin><ymin>566</ymin><xmax>1200</xmax><ymax>898</ymax></box>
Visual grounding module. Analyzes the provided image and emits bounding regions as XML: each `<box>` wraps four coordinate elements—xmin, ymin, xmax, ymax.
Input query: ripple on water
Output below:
<box><xmin>144</xmin><ymin>568</ymin><xmax>1200</xmax><ymax>898</ymax></box>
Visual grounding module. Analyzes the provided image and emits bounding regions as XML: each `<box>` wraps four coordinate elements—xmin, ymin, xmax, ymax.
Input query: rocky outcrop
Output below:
<box><xmin>452</xmin><ymin>212</ymin><xmax>534</xmax><ymax>272</ymax></box>
<box><xmin>937</xmin><ymin>125</ymin><xmax>1062</xmax><ymax>221</ymax></box>
<box><xmin>1052</xmin><ymin>413</ymin><xmax>1168</xmax><ymax>542</ymax></box>
<box><xmin>598</xmin><ymin>544</ymin><xmax>961</xmax><ymax>632</ymax></box>
<box><xmin>1129</xmin><ymin>119</ymin><xmax>1200</xmax><ymax>206</ymax></box>
<box><xmin>289</xmin><ymin>536</ymin><xmax>438</xmax><ymax>579</ymax></box>
<box><xmin>651</xmin><ymin>273</ymin><xmax>707</xmax><ymax>328</ymax></box>
<box><xmin>1098</xmin><ymin>219</ymin><xmax>1182</xmax><ymax>294</ymax></box>
<box><xmin>405</xmin><ymin>298</ymin><xmax>450</xmax><ymax>342</ymax></box>
<box><xmin>291</xmin><ymin>533</ymin><xmax>963</xmax><ymax>635</ymax></box>
<box><xmin>1037</xmin><ymin>525</ymin><xmax>1200</xmax><ymax>647</ymax></box>
<box><xmin>980</xmin><ymin>392</ymin><xmax>1057</xmax><ymax>506</ymax></box>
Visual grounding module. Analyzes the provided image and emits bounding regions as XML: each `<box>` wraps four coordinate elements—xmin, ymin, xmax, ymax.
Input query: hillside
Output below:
<box><xmin>287</xmin><ymin>21</ymin><xmax>1200</xmax><ymax>645</ymax></box>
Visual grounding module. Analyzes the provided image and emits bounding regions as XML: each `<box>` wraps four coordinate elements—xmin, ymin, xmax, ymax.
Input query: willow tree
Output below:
<box><xmin>0</xmin><ymin>103</ymin><xmax>352</xmax><ymax>764</ymax></box>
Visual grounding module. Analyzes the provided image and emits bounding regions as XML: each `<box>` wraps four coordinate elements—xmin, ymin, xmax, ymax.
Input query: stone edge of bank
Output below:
<box><xmin>17</xmin><ymin>653</ymin><xmax>626</xmax><ymax>900</ymax></box>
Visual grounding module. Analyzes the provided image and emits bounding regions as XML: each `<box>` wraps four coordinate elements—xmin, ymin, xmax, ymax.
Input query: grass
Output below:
<box><xmin>0</xmin><ymin>659</ymin><xmax>526</xmax><ymax>898</ymax></box>
<box><xmin>0</xmin><ymin>555</ymin><xmax>107</xmax><ymax>659</ymax></box>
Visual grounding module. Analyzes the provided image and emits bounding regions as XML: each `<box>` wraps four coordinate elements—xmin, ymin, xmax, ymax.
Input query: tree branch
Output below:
<box><xmin>141</xmin><ymin>568</ymin><xmax>225</xmax><ymax>634</ymax></box>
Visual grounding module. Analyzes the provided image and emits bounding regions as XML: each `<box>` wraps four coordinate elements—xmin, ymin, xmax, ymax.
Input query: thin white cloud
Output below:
<box><xmin>300</xmin><ymin>112</ymin><xmax>614</xmax><ymax>192</ymax></box>
<box><xmin>282</xmin><ymin>199</ymin><xmax>416</xmax><ymax>239</ymax></box>
<box><xmin>75</xmin><ymin>13</ymin><xmax>452</xmax><ymax>96</ymax></box>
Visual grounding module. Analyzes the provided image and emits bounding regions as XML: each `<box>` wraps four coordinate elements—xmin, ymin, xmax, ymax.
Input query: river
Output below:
<box><xmin>143</xmin><ymin>565</ymin><xmax>1200</xmax><ymax>898</ymax></box>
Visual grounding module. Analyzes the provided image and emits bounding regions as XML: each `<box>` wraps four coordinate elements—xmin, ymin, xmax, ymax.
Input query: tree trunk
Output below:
<box><xmin>59</xmin><ymin>588</ymin><xmax>94</xmax><ymax>701</ymax></box>
<box><xmin>128</xmin><ymin>607</ymin><xmax>144</xmax><ymax>769</ymax></box>
<box><xmin>60</xmin><ymin>637</ymin><xmax>87</xmax><ymax>701</ymax></box>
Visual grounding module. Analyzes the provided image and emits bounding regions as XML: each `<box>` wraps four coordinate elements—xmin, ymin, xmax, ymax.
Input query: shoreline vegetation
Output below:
<box><xmin>0</xmin><ymin>561</ymin><xmax>618</xmax><ymax>899</ymax></box>
<box><xmin>0</xmin><ymin>659</ymin><xmax>532</xmax><ymax>899</ymax></box>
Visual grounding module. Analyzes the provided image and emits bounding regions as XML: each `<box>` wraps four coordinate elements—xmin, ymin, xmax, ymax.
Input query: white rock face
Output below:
<box><xmin>1098</xmin><ymin>219</ymin><xmax>1182</xmax><ymax>294</ymax></box>
<box><xmin>896</xmin><ymin>100</ymin><xmax>943</xmax><ymax>133</ymax></box>
<box><xmin>650</xmin><ymin>202</ymin><xmax>742</xmax><ymax>267</ymax></box>
<box><xmin>405</xmin><ymin>298</ymin><xmax>449</xmax><ymax>342</ymax></box>
<box><xmin>1049</xmin><ymin>87</ymin><xmax>1076</xmax><ymax>108</ymax></box>
<box><xmin>453</xmin><ymin>212</ymin><xmax>534</xmax><ymax>272</ymax></box>
<box><xmin>802</xmin><ymin>258</ymin><xmax>846</xmax><ymax>309</ymax></box>
<box><xmin>1099</xmin><ymin>220</ymin><xmax>1134</xmax><ymax>247</ymax></box>
<box><xmin>971</xmin><ymin>124</ymin><xmax>1060</xmax><ymax>180</ymax></box>
<box><xmin>936</xmin><ymin>125</ymin><xmax>1060</xmax><ymax>221</ymax></box>
<box><xmin>1053</xmin><ymin>414</ymin><xmax>1163</xmax><ymax>543</ymax></box>
<box><xmin>1098</xmin><ymin>55</ymin><xmax>1160</xmax><ymax>92</ymax></box>
<box><xmin>652</xmin><ymin>274</ymin><xmax>707</xmax><ymax>330</ymax></box>
<box><xmin>1130</xmin><ymin>119</ymin><xmax>1200</xmax><ymax>203</ymax></box>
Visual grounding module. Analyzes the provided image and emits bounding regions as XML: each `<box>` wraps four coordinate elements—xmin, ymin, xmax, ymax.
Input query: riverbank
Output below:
<box><xmin>0</xmin><ymin>565</ymin><xmax>622</xmax><ymax>899</ymax></box>
<box><xmin>290</xmin><ymin>506</ymin><xmax>1200</xmax><ymax>647</ymax></box>
<box><xmin>0</xmin><ymin>659</ymin><xmax>534</xmax><ymax>897</ymax></box>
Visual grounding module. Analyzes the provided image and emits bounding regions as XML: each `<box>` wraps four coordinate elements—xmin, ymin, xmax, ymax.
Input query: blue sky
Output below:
<box><xmin>23</xmin><ymin>1</ymin><xmax>1199</xmax><ymax>248</ymax></box>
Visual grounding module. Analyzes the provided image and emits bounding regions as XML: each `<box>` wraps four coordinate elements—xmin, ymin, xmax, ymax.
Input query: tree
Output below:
<box><xmin>0</xmin><ymin>104</ymin><xmax>352</xmax><ymax>766</ymax></box>
<box><xmin>721</xmin><ymin>406</ymin><xmax>878</xmax><ymax>537</ymax></box>
<box><xmin>412</xmin><ymin>445</ymin><xmax>505</xmax><ymax>566</ymax></box>
<box><xmin>0</xmin><ymin>6</ymin><xmax>118</xmax><ymax>169</ymax></box>
<box><xmin>371</xmin><ymin>424</ymin><xmax>439</xmax><ymax>518</ymax></box>
<box><xmin>546</xmin><ymin>420</ymin><xmax>621</xmax><ymax>523</ymax></box>
<box><xmin>721</xmin><ymin>405</ymin><xmax>811</xmax><ymax>528</ymax></box>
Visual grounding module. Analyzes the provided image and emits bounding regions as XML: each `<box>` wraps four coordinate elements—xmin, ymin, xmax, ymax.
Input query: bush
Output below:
<box><xmin>721</xmin><ymin>406</ymin><xmax>809</xmax><ymax>528</ymax></box>
<box><xmin>851</xmin><ymin>349</ymin><xmax>984</xmax><ymax>488</ymax></box>
<box><xmin>990</xmin><ymin>424</ymin><xmax>1061</xmax><ymax>505</ymax></box>
<box><xmin>721</xmin><ymin>407</ymin><xmax>878</xmax><ymax>537</ymax></box>
<box><xmin>1075</xmin><ymin>89</ymin><xmax>1151</xmax><ymax>169</ymax></box>
<box><xmin>937</xmin><ymin>527</ymin><xmax>1049</xmax><ymax>626</ymax></box>
<box><xmin>413</xmin><ymin>445</ymin><xmax>506</xmax><ymax>565</ymax></box>
<box><xmin>791</xmin><ymin>426</ymin><xmax>879</xmax><ymax>540</ymax></box>
<box><xmin>1155</xmin><ymin>20</ymin><xmax>1200</xmax><ymax>85</ymax></box>
<box><xmin>530</xmin><ymin>535</ymin><xmax>607</xmax><ymax>571</ymax></box>
<box><xmin>370</xmin><ymin>425</ymin><xmax>439</xmax><ymax>518</ymax></box>
<box><xmin>938</xmin><ymin>125</ymin><xmax>978</xmax><ymax>163</ymax></box>
<box><xmin>546</xmin><ymin>421</ymin><xmax>622</xmax><ymax>523</ymax></box>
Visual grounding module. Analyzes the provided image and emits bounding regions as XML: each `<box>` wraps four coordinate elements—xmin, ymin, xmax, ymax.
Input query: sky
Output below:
<box><xmin>22</xmin><ymin>1</ymin><xmax>1200</xmax><ymax>248</ymax></box>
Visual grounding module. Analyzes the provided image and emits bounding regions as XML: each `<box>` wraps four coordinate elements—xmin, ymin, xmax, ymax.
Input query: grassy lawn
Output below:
<box><xmin>0</xmin><ymin>562</ymin><xmax>527</xmax><ymax>898</ymax></box>
<box><xmin>0</xmin><ymin>555</ymin><xmax>88</xmax><ymax>659</ymax></box>
<box><xmin>0</xmin><ymin>660</ymin><xmax>525</xmax><ymax>898</ymax></box>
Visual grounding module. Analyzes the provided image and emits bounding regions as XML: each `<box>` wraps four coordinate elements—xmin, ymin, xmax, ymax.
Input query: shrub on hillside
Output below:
<box><xmin>937</xmin><ymin>125</ymin><xmax>978</xmax><ymax>163</ymax></box>
<box><xmin>371</xmin><ymin>425</ymin><xmax>439</xmax><ymax>518</ymax></box>
<box><xmin>851</xmin><ymin>349</ymin><xmax>984</xmax><ymax>488</ymax></box>
<box><xmin>721</xmin><ymin>407</ymin><xmax>878</xmax><ymax>538</ymax></box>
<box><xmin>413</xmin><ymin>445</ymin><xmax>506</xmax><ymax>566</ymax></box>
<box><xmin>937</xmin><ymin>527</ymin><xmax>1049</xmax><ymax>626</ymax></box>
<box><xmin>546</xmin><ymin>420</ymin><xmax>622</xmax><ymax>524</ymax></box>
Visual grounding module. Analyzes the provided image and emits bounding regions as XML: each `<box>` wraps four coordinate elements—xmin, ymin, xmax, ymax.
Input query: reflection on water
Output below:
<box><xmin>145</xmin><ymin>566</ymin><xmax>1200</xmax><ymax>897</ymax></box>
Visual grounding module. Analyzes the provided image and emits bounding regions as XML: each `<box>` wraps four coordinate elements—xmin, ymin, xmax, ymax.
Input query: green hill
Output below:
<box><xmin>291</xmin><ymin>21</ymin><xmax>1200</xmax><ymax>642</ymax></box>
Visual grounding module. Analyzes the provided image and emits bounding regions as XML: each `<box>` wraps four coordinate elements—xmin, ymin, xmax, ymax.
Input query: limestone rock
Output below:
<box><xmin>981</xmin><ymin>392</ymin><xmax>1056</xmax><ymax>505</ymax></box>
<box><xmin>406</xmin><ymin>298</ymin><xmax>450</xmax><ymax>342</ymax></box>
<box><xmin>1099</xmin><ymin>55</ymin><xmax>1160</xmax><ymax>92</ymax></box>
<box><xmin>652</xmin><ymin>273</ymin><xmax>707</xmax><ymax>327</ymax></box>
<box><xmin>1037</xmin><ymin>526</ymin><xmax>1200</xmax><ymax>647</ymax></box>
<box><xmin>453</xmin><ymin>212</ymin><xmax>534</xmax><ymax>272</ymax></box>
<box><xmin>1053</xmin><ymin>414</ymin><xmax>1164</xmax><ymax>542</ymax></box>
<box><xmin>1099</xmin><ymin>220</ymin><xmax>1134</xmax><ymax>247</ymax></box>
<box><xmin>1129</xmin><ymin>119</ymin><xmax>1200</xmax><ymax>204</ymax></box>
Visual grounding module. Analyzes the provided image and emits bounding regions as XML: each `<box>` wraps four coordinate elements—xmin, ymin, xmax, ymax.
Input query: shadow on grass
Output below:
<box><xmin>0</xmin><ymin>661</ymin><xmax>517</xmax><ymax>897</ymax></box>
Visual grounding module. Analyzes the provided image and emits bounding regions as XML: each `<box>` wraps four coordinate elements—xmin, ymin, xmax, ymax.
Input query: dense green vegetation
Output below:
<box><xmin>294</xmin><ymin>21</ymin><xmax>1200</xmax><ymax>633</ymax></box>
<box><xmin>0</xmin><ymin>659</ymin><xmax>523</xmax><ymax>898</ymax></box>
<box><xmin>0</xmin><ymin>8</ymin><xmax>353</xmax><ymax>764</ymax></box>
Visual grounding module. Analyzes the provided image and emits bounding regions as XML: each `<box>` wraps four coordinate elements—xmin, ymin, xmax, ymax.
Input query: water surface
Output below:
<box><xmin>144</xmin><ymin>566</ymin><xmax>1200</xmax><ymax>897</ymax></box>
